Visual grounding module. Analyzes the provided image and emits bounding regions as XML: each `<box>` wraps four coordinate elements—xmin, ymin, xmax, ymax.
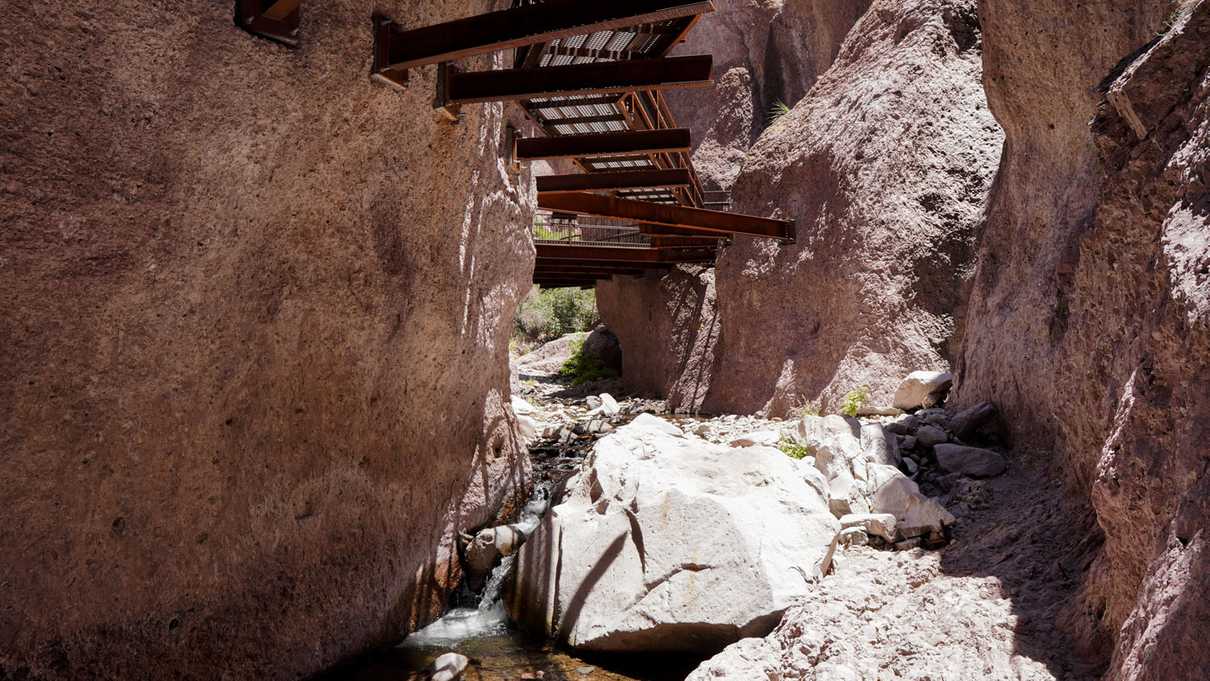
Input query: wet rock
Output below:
<box><xmin>509</xmin><ymin>415</ymin><xmax>839</xmax><ymax>653</ymax></box>
<box><xmin>892</xmin><ymin>371</ymin><xmax>955</xmax><ymax>411</ymax></box>
<box><xmin>915</xmin><ymin>425</ymin><xmax>948</xmax><ymax>448</ymax></box>
<box><xmin>428</xmin><ymin>652</ymin><xmax>468</xmax><ymax>681</ymax></box>
<box><xmin>935</xmin><ymin>444</ymin><xmax>1007</xmax><ymax>478</ymax></box>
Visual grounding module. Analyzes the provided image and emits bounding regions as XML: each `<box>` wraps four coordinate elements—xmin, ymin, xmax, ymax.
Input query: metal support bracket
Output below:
<box><xmin>433</xmin><ymin>63</ymin><xmax>464</xmax><ymax>123</ymax></box>
<box><xmin>235</xmin><ymin>0</ymin><xmax>300</xmax><ymax>48</ymax></box>
<box><xmin>371</xmin><ymin>14</ymin><xmax>408</xmax><ymax>89</ymax></box>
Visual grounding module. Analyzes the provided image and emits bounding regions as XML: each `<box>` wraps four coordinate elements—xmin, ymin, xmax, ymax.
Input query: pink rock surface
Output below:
<box><xmin>0</xmin><ymin>2</ymin><xmax>534</xmax><ymax>678</ymax></box>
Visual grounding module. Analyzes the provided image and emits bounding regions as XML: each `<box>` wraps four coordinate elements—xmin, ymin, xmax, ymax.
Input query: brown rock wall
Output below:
<box><xmin>0</xmin><ymin>2</ymin><xmax>534</xmax><ymax>679</ymax></box>
<box><xmin>595</xmin><ymin>267</ymin><xmax>720</xmax><ymax>413</ymax></box>
<box><xmin>705</xmin><ymin>0</ymin><xmax>1002</xmax><ymax>415</ymax></box>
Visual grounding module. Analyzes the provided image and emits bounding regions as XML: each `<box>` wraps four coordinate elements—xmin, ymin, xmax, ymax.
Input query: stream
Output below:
<box><xmin>321</xmin><ymin>388</ymin><xmax>703</xmax><ymax>681</ymax></box>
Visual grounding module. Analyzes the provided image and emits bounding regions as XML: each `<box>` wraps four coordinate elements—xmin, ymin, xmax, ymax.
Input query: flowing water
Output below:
<box><xmin>320</xmin><ymin>481</ymin><xmax>701</xmax><ymax>681</ymax></box>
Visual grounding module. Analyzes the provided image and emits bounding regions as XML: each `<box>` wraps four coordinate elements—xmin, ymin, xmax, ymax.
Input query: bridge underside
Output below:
<box><xmin>357</xmin><ymin>0</ymin><xmax>796</xmax><ymax>288</ymax></box>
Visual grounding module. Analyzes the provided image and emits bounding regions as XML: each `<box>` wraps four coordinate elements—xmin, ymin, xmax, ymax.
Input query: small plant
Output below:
<box><xmin>791</xmin><ymin>398</ymin><xmax>822</xmax><ymax>419</ymax></box>
<box><xmin>767</xmin><ymin>100</ymin><xmax>792</xmax><ymax>125</ymax></box>
<box><xmin>778</xmin><ymin>438</ymin><xmax>814</xmax><ymax>460</ymax></box>
<box><xmin>559</xmin><ymin>338</ymin><xmax>619</xmax><ymax>386</ymax></box>
<box><xmin>840</xmin><ymin>385</ymin><xmax>871</xmax><ymax>418</ymax></box>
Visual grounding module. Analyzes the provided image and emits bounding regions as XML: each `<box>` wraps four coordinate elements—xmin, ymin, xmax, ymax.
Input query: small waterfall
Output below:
<box><xmin>401</xmin><ymin>484</ymin><xmax>552</xmax><ymax>647</ymax></box>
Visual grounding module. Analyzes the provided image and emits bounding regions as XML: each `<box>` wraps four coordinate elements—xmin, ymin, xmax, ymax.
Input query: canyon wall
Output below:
<box><xmin>958</xmin><ymin>1</ymin><xmax>1209</xmax><ymax>677</ymax></box>
<box><xmin>595</xmin><ymin>268</ymin><xmax>720</xmax><ymax>413</ymax></box>
<box><xmin>602</xmin><ymin>0</ymin><xmax>1003</xmax><ymax>414</ymax></box>
<box><xmin>0</xmin><ymin>2</ymin><xmax>533</xmax><ymax>679</ymax></box>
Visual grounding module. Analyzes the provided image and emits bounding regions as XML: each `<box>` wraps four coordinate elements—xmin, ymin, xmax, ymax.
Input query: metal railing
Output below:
<box><xmin>532</xmin><ymin>212</ymin><xmax>651</xmax><ymax>248</ymax></box>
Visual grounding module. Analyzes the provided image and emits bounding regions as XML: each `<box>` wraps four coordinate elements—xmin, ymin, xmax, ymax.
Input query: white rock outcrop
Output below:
<box><xmin>892</xmin><ymin>371</ymin><xmax>955</xmax><ymax>411</ymax></box>
<box><xmin>796</xmin><ymin>415</ymin><xmax>954</xmax><ymax>539</ymax></box>
<box><xmin>507</xmin><ymin>415</ymin><xmax>840</xmax><ymax>653</ymax></box>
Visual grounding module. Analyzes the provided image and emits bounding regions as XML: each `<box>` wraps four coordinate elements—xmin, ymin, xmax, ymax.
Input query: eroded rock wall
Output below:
<box><xmin>595</xmin><ymin>267</ymin><xmax>720</xmax><ymax>413</ymax></box>
<box><xmin>705</xmin><ymin>0</ymin><xmax>1002</xmax><ymax>415</ymax></box>
<box><xmin>958</xmin><ymin>1</ymin><xmax>1209</xmax><ymax>676</ymax></box>
<box><xmin>0</xmin><ymin>2</ymin><xmax>533</xmax><ymax>679</ymax></box>
<box><xmin>668</xmin><ymin>0</ymin><xmax>873</xmax><ymax>190</ymax></box>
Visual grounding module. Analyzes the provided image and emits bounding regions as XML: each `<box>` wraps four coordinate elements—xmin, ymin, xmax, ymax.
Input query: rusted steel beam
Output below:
<box><xmin>236</xmin><ymin>0</ymin><xmax>301</xmax><ymax>47</ymax></box>
<box><xmin>518</xmin><ymin>129</ymin><xmax>691</xmax><ymax>161</ymax></box>
<box><xmin>536</xmin><ymin>168</ymin><xmax>692</xmax><ymax>193</ymax></box>
<box><xmin>538</xmin><ymin>192</ymin><xmax>795</xmax><ymax>241</ymax></box>
<box><xmin>374</xmin><ymin>1</ymin><xmax>714</xmax><ymax>72</ymax></box>
<box><xmin>536</xmin><ymin>244</ymin><xmax>716</xmax><ymax>263</ymax></box>
<box><xmin>444</xmin><ymin>55</ymin><xmax>713</xmax><ymax>104</ymax></box>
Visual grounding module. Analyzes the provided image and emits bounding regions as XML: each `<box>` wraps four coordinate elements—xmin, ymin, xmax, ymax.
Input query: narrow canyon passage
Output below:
<box><xmin>2</xmin><ymin>2</ymin><xmax>1207</xmax><ymax>681</ymax></box>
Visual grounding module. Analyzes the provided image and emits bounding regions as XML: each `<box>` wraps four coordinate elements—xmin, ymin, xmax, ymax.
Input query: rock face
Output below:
<box><xmin>666</xmin><ymin>0</ymin><xmax>874</xmax><ymax>191</ymax></box>
<box><xmin>707</xmin><ymin>0</ymin><xmax>1002</xmax><ymax>415</ymax></box>
<box><xmin>0</xmin><ymin>2</ymin><xmax>533</xmax><ymax>679</ymax></box>
<box><xmin>956</xmin><ymin>1</ymin><xmax>1210</xmax><ymax>676</ymax></box>
<box><xmin>508</xmin><ymin>415</ymin><xmax>839</xmax><ymax>653</ymax></box>
<box><xmin>796</xmin><ymin>415</ymin><xmax>954</xmax><ymax>539</ymax></box>
<box><xmin>595</xmin><ymin>267</ymin><xmax>721</xmax><ymax>412</ymax></box>
<box><xmin>599</xmin><ymin>0</ymin><xmax>1003</xmax><ymax>416</ymax></box>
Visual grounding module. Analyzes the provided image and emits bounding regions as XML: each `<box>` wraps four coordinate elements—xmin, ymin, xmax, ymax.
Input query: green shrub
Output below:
<box><xmin>558</xmin><ymin>338</ymin><xmax>619</xmax><ymax>386</ymax></box>
<box><xmin>840</xmin><ymin>386</ymin><xmax>871</xmax><ymax>417</ymax></box>
<box><xmin>767</xmin><ymin>100</ymin><xmax>791</xmax><ymax>125</ymax></box>
<box><xmin>778</xmin><ymin>439</ymin><xmax>813</xmax><ymax>460</ymax></box>
<box><xmin>514</xmin><ymin>286</ymin><xmax>600</xmax><ymax>344</ymax></box>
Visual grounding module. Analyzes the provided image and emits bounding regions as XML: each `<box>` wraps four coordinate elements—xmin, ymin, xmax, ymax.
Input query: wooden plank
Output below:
<box><xmin>445</xmin><ymin>55</ymin><xmax>713</xmax><ymax>104</ymax></box>
<box><xmin>518</xmin><ymin>128</ymin><xmax>691</xmax><ymax>161</ymax></box>
<box><xmin>537</xmin><ymin>168</ymin><xmax>691</xmax><ymax>193</ymax></box>
<box><xmin>377</xmin><ymin>0</ymin><xmax>715</xmax><ymax>71</ymax></box>
<box><xmin>538</xmin><ymin>192</ymin><xmax>795</xmax><ymax>240</ymax></box>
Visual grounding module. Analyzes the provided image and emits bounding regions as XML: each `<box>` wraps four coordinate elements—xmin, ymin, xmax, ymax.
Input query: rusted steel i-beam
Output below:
<box><xmin>536</xmin><ymin>168</ymin><xmax>693</xmax><ymax>193</ymax></box>
<box><xmin>443</xmin><ymin>55</ymin><xmax>713</xmax><ymax>104</ymax></box>
<box><xmin>536</xmin><ymin>244</ymin><xmax>717</xmax><ymax>263</ymax></box>
<box><xmin>372</xmin><ymin>1</ymin><xmax>714</xmax><ymax>73</ymax></box>
<box><xmin>518</xmin><ymin>129</ymin><xmax>691</xmax><ymax>161</ymax></box>
<box><xmin>538</xmin><ymin>192</ymin><xmax>796</xmax><ymax>241</ymax></box>
<box><xmin>236</xmin><ymin>0</ymin><xmax>301</xmax><ymax>47</ymax></box>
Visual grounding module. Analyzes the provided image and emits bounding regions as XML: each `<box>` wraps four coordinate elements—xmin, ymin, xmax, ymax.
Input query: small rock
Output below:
<box><xmin>935</xmin><ymin>444</ymin><xmax>1007</xmax><ymax>478</ymax></box>
<box><xmin>899</xmin><ymin>435</ymin><xmax>917</xmax><ymax>450</ymax></box>
<box><xmin>900</xmin><ymin>457</ymin><xmax>919</xmax><ymax>478</ymax></box>
<box><xmin>892</xmin><ymin>371</ymin><xmax>954</xmax><ymax>411</ymax></box>
<box><xmin>915</xmin><ymin>425</ymin><xmax>948</xmax><ymax>448</ymax></box>
<box><xmin>512</xmin><ymin>396</ymin><xmax>538</xmax><ymax>416</ymax></box>
<box><xmin>428</xmin><ymin>652</ymin><xmax>468</xmax><ymax>681</ymax></box>
<box><xmin>576</xmin><ymin>667</ymin><xmax>595</xmax><ymax>676</ymax></box>
<box><xmin>838</xmin><ymin>527</ymin><xmax>869</xmax><ymax>546</ymax></box>
<box><xmin>894</xmin><ymin>537</ymin><xmax>923</xmax><ymax>551</ymax></box>
<box><xmin>729</xmin><ymin>430</ymin><xmax>781</xmax><ymax>447</ymax></box>
<box><xmin>885</xmin><ymin>416</ymin><xmax>920</xmax><ymax>435</ymax></box>
<box><xmin>599</xmin><ymin>393</ymin><xmax>620</xmax><ymax>416</ymax></box>
<box><xmin>585</xmin><ymin>395</ymin><xmax>602</xmax><ymax>409</ymax></box>
<box><xmin>839</xmin><ymin>513</ymin><xmax>898</xmax><ymax>542</ymax></box>
<box><xmin>948</xmin><ymin>401</ymin><xmax>1001</xmax><ymax>442</ymax></box>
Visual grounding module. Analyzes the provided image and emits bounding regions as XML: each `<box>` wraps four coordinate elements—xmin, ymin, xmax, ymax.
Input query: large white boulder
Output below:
<box><xmin>891</xmin><ymin>371</ymin><xmax>954</xmax><ymax>411</ymax></box>
<box><xmin>796</xmin><ymin>415</ymin><xmax>954</xmax><ymax>539</ymax></box>
<box><xmin>507</xmin><ymin>414</ymin><xmax>839</xmax><ymax>653</ymax></box>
